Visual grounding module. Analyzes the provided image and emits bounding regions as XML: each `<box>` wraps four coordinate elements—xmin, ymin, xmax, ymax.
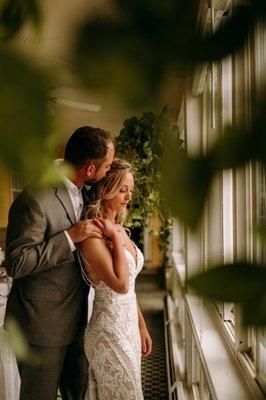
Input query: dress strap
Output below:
<box><xmin>76</xmin><ymin>249</ymin><xmax>100</xmax><ymax>288</ymax></box>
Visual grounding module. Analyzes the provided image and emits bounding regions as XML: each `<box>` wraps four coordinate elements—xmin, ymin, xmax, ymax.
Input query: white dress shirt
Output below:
<box><xmin>62</xmin><ymin>175</ymin><xmax>83</xmax><ymax>252</ymax></box>
<box><xmin>62</xmin><ymin>175</ymin><xmax>84</xmax><ymax>221</ymax></box>
<box><xmin>53</xmin><ymin>159</ymin><xmax>83</xmax><ymax>251</ymax></box>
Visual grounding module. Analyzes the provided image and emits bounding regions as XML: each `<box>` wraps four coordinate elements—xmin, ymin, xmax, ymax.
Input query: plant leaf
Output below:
<box><xmin>181</xmin><ymin>5</ymin><xmax>253</xmax><ymax>62</ymax></box>
<box><xmin>74</xmin><ymin>18</ymin><xmax>161</xmax><ymax>108</ymax></box>
<box><xmin>187</xmin><ymin>263</ymin><xmax>266</xmax><ymax>303</ymax></box>
<box><xmin>5</xmin><ymin>316</ymin><xmax>42</xmax><ymax>364</ymax></box>
<box><xmin>0</xmin><ymin>49</ymin><xmax>53</xmax><ymax>180</ymax></box>
<box><xmin>242</xmin><ymin>293</ymin><xmax>266</xmax><ymax>325</ymax></box>
<box><xmin>160</xmin><ymin>138</ymin><xmax>212</xmax><ymax>229</ymax></box>
<box><xmin>209</xmin><ymin>126</ymin><xmax>252</xmax><ymax>170</ymax></box>
<box><xmin>0</xmin><ymin>0</ymin><xmax>41</xmax><ymax>40</ymax></box>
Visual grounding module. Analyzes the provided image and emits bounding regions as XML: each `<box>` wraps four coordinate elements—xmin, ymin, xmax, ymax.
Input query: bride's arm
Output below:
<box><xmin>137</xmin><ymin>301</ymin><xmax>152</xmax><ymax>357</ymax></box>
<box><xmin>79</xmin><ymin>222</ymin><xmax>129</xmax><ymax>294</ymax></box>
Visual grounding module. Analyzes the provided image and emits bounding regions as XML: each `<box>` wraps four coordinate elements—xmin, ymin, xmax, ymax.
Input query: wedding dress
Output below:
<box><xmin>84</xmin><ymin>245</ymin><xmax>144</xmax><ymax>400</ymax></box>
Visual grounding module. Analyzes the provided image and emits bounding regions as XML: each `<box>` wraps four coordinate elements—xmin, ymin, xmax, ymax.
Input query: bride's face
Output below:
<box><xmin>104</xmin><ymin>171</ymin><xmax>134</xmax><ymax>214</ymax></box>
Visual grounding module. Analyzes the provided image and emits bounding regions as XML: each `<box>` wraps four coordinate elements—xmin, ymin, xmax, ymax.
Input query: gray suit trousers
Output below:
<box><xmin>18</xmin><ymin>329</ymin><xmax>88</xmax><ymax>400</ymax></box>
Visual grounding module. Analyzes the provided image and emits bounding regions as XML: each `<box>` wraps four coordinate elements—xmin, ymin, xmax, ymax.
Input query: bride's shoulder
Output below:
<box><xmin>80</xmin><ymin>236</ymin><xmax>105</xmax><ymax>249</ymax></box>
<box><xmin>80</xmin><ymin>236</ymin><xmax>112</xmax><ymax>254</ymax></box>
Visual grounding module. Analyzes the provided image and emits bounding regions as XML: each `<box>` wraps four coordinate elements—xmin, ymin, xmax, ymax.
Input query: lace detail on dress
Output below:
<box><xmin>84</xmin><ymin>246</ymin><xmax>144</xmax><ymax>400</ymax></box>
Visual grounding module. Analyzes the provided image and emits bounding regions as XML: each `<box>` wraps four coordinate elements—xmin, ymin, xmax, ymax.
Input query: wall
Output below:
<box><xmin>0</xmin><ymin>164</ymin><xmax>10</xmax><ymax>248</ymax></box>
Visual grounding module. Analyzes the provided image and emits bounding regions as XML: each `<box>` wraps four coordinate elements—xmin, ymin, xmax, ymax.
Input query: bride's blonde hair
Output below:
<box><xmin>84</xmin><ymin>158</ymin><xmax>133</xmax><ymax>225</ymax></box>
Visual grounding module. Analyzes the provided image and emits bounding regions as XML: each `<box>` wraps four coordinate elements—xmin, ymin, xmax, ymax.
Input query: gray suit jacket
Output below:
<box><xmin>4</xmin><ymin>182</ymin><xmax>89</xmax><ymax>347</ymax></box>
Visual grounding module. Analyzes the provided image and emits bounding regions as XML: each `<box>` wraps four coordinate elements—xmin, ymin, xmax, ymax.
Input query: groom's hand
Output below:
<box><xmin>67</xmin><ymin>219</ymin><xmax>103</xmax><ymax>243</ymax></box>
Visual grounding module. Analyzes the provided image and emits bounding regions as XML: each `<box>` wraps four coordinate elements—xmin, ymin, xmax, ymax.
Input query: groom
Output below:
<box><xmin>4</xmin><ymin>126</ymin><xmax>115</xmax><ymax>400</ymax></box>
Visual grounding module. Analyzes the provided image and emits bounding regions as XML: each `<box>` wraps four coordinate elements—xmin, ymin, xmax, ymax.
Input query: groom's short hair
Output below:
<box><xmin>64</xmin><ymin>126</ymin><xmax>112</xmax><ymax>167</ymax></box>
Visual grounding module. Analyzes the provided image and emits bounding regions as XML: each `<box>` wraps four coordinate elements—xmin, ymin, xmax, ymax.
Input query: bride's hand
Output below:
<box><xmin>140</xmin><ymin>326</ymin><xmax>152</xmax><ymax>357</ymax></box>
<box><xmin>93</xmin><ymin>218</ymin><xmax>118</xmax><ymax>240</ymax></box>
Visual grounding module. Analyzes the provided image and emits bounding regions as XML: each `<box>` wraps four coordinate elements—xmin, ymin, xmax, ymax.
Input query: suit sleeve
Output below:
<box><xmin>5</xmin><ymin>191</ymin><xmax>75</xmax><ymax>279</ymax></box>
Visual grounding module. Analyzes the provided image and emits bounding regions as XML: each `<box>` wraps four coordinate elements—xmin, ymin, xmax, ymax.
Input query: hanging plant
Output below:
<box><xmin>116</xmin><ymin>106</ymin><xmax>183</xmax><ymax>264</ymax></box>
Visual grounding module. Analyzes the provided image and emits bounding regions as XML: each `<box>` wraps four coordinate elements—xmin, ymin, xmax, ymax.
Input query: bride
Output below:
<box><xmin>79</xmin><ymin>158</ymin><xmax>152</xmax><ymax>399</ymax></box>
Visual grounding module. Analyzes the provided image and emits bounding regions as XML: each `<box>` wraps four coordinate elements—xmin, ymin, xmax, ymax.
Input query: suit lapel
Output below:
<box><xmin>54</xmin><ymin>185</ymin><xmax>76</xmax><ymax>225</ymax></box>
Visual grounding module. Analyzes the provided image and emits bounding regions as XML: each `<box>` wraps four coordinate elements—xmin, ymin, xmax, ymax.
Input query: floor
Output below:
<box><xmin>136</xmin><ymin>268</ymin><xmax>169</xmax><ymax>400</ymax></box>
<box><xmin>141</xmin><ymin>310</ymin><xmax>169</xmax><ymax>399</ymax></box>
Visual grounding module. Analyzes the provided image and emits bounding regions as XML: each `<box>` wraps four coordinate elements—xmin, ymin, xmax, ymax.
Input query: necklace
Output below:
<box><xmin>110</xmin><ymin>220</ymin><xmax>123</xmax><ymax>232</ymax></box>
<box><xmin>111</xmin><ymin>222</ymin><xmax>137</xmax><ymax>263</ymax></box>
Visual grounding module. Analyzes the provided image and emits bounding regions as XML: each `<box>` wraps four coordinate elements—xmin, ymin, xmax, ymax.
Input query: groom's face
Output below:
<box><xmin>89</xmin><ymin>141</ymin><xmax>115</xmax><ymax>183</ymax></box>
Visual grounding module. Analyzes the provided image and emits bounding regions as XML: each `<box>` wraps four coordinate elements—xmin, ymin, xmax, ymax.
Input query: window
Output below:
<box><xmin>169</xmin><ymin>1</ymin><xmax>266</xmax><ymax>398</ymax></box>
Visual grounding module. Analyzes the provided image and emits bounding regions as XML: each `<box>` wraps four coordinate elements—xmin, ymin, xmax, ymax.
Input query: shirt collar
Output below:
<box><xmin>62</xmin><ymin>174</ymin><xmax>81</xmax><ymax>193</ymax></box>
<box><xmin>53</xmin><ymin>159</ymin><xmax>82</xmax><ymax>193</ymax></box>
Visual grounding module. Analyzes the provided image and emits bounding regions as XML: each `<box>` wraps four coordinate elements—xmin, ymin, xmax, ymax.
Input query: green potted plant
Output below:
<box><xmin>116</xmin><ymin>106</ymin><xmax>183</xmax><ymax>266</ymax></box>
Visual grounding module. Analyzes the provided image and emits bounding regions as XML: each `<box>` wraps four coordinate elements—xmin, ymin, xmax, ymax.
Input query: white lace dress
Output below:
<box><xmin>84</xmin><ymin>246</ymin><xmax>144</xmax><ymax>400</ymax></box>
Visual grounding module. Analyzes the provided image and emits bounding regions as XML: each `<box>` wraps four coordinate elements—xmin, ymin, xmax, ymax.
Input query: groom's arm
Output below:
<box><xmin>5</xmin><ymin>191</ymin><xmax>75</xmax><ymax>279</ymax></box>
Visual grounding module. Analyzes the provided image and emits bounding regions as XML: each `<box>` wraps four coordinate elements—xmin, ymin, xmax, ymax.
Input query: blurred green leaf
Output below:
<box><xmin>161</xmin><ymin>134</ymin><xmax>211</xmax><ymax>229</ymax></box>
<box><xmin>0</xmin><ymin>48</ymin><xmax>54</xmax><ymax>180</ymax></box>
<box><xmin>250</xmin><ymin>110</ymin><xmax>266</xmax><ymax>164</ymax></box>
<box><xmin>0</xmin><ymin>0</ymin><xmax>41</xmax><ymax>40</ymax></box>
<box><xmin>255</xmin><ymin>223</ymin><xmax>266</xmax><ymax>242</ymax></box>
<box><xmin>116</xmin><ymin>0</ymin><xmax>181</xmax><ymax>26</ymax></box>
<box><xmin>182</xmin><ymin>5</ymin><xmax>253</xmax><ymax>63</ymax></box>
<box><xmin>38</xmin><ymin>161</ymin><xmax>74</xmax><ymax>188</ymax></box>
<box><xmin>252</xmin><ymin>0</ymin><xmax>266</xmax><ymax>17</ymax></box>
<box><xmin>5</xmin><ymin>316</ymin><xmax>42</xmax><ymax>364</ymax></box>
<box><xmin>187</xmin><ymin>263</ymin><xmax>266</xmax><ymax>303</ymax></box>
<box><xmin>5</xmin><ymin>316</ymin><xmax>28</xmax><ymax>361</ymax></box>
<box><xmin>74</xmin><ymin>18</ymin><xmax>161</xmax><ymax>108</ymax></box>
<box><xmin>209</xmin><ymin>105</ymin><xmax>266</xmax><ymax>169</ymax></box>
<box><xmin>243</xmin><ymin>293</ymin><xmax>266</xmax><ymax>325</ymax></box>
<box><xmin>209</xmin><ymin>126</ymin><xmax>252</xmax><ymax>170</ymax></box>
